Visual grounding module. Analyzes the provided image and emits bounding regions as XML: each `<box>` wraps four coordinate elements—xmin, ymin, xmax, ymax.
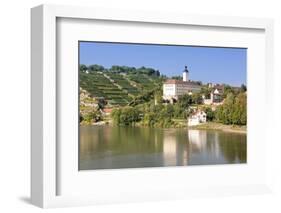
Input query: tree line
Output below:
<box><xmin>215</xmin><ymin>92</ymin><xmax>247</xmax><ymax>125</ymax></box>
<box><xmin>80</xmin><ymin>64</ymin><xmax>161</xmax><ymax>76</ymax></box>
<box><xmin>111</xmin><ymin>88</ymin><xmax>247</xmax><ymax>127</ymax></box>
<box><xmin>111</xmin><ymin>91</ymin><xmax>208</xmax><ymax>127</ymax></box>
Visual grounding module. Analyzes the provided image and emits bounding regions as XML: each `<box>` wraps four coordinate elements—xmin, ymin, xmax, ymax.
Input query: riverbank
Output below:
<box><xmin>81</xmin><ymin>120</ymin><xmax>246</xmax><ymax>134</ymax></box>
<box><xmin>188</xmin><ymin>122</ymin><xmax>246</xmax><ymax>134</ymax></box>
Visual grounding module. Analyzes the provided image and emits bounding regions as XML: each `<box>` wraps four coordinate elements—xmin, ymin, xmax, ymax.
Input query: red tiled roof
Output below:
<box><xmin>164</xmin><ymin>79</ymin><xmax>180</xmax><ymax>84</ymax></box>
<box><xmin>103</xmin><ymin>108</ymin><xmax>113</xmax><ymax>113</ymax></box>
<box><xmin>164</xmin><ymin>79</ymin><xmax>200</xmax><ymax>86</ymax></box>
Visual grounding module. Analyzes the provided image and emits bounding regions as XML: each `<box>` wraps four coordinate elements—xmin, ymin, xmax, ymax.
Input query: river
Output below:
<box><xmin>79</xmin><ymin>125</ymin><xmax>246</xmax><ymax>170</ymax></box>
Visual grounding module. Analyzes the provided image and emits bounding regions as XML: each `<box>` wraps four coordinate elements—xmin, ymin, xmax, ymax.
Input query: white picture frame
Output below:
<box><xmin>31</xmin><ymin>4</ymin><xmax>274</xmax><ymax>208</ymax></box>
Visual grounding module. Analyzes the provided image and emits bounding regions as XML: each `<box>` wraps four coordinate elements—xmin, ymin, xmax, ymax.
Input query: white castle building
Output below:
<box><xmin>163</xmin><ymin>66</ymin><xmax>201</xmax><ymax>102</ymax></box>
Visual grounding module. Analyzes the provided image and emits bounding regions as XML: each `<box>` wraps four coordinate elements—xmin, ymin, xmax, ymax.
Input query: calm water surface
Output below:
<box><xmin>79</xmin><ymin>126</ymin><xmax>246</xmax><ymax>170</ymax></box>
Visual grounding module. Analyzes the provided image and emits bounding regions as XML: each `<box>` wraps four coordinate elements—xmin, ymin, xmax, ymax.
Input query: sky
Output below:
<box><xmin>79</xmin><ymin>41</ymin><xmax>247</xmax><ymax>86</ymax></box>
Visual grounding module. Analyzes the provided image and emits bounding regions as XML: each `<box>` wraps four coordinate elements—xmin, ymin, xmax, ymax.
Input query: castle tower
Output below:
<box><xmin>183</xmin><ymin>65</ymin><xmax>189</xmax><ymax>82</ymax></box>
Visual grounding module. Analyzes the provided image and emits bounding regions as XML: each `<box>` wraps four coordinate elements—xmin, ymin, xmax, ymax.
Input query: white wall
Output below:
<box><xmin>163</xmin><ymin>84</ymin><xmax>176</xmax><ymax>96</ymax></box>
<box><xmin>0</xmin><ymin>0</ymin><xmax>281</xmax><ymax>212</ymax></box>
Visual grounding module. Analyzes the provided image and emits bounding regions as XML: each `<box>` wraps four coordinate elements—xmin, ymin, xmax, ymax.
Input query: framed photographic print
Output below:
<box><xmin>31</xmin><ymin>4</ymin><xmax>274</xmax><ymax>208</ymax></box>
<box><xmin>78</xmin><ymin>42</ymin><xmax>247</xmax><ymax>170</ymax></box>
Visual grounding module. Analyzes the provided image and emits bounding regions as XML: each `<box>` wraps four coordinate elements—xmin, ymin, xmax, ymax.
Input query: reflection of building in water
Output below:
<box><xmin>188</xmin><ymin>130</ymin><xmax>207</xmax><ymax>151</ymax></box>
<box><xmin>163</xmin><ymin>135</ymin><xmax>177</xmax><ymax>166</ymax></box>
<box><xmin>214</xmin><ymin>131</ymin><xmax>220</xmax><ymax>158</ymax></box>
<box><xmin>162</xmin><ymin>131</ymin><xmax>189</xmax><ymax>166</ymax></box>
<box><xmin>188</xmin><ymin>130</ymin><xmax>221</xmax><ymax>160</ymax></box>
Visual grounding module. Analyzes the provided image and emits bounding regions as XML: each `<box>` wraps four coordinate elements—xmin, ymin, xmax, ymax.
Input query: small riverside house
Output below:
<box><xmin>188</xmin><ymin>110</ymin><xmax>207</xmax><ymax>126</ymax></box>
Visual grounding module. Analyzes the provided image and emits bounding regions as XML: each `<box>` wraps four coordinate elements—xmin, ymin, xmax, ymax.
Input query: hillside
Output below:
<box><xmin>79</xmin><ymin>66</ymin><xmax>164</xmax><ymax>107</ymax></box>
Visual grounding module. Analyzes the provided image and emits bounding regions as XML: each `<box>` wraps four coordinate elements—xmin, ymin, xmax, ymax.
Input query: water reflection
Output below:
<box><xmin>79</xmin><ymin>126</ymin><xmax>246</xmax><ymax>170</ymax></box>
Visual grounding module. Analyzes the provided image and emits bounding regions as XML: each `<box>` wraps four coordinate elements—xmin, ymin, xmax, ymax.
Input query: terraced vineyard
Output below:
<box><xmin>80</xmin><ymin>71</ymin><xmax>163</xmax><ymax>106</ymax></box>
<box><xmin>105</xmin><ymin>73</ymin><xmax>139</xmax><ymax>96</ymax></box>
<box><xmin>127</xmin><ymin>74</ymin><xmax>157</xmax><ymax>91</ymax></box>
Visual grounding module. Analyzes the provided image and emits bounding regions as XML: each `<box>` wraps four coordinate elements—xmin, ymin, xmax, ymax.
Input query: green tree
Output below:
<box><xmin>165</xmin><ymin>104</ymin><xmax>174</xmax><ymax>118</ymax></box>
<box><xmin>215</xmin><ymin>92</ymin><xmax>247</xmax><ymax>125</ymax></box>
<box><xmin>111</xmin><ymin>107</ymin><xmax>141</xmax><ymax>126</ymax></box>
<box><xmin>233</xmin><ymin>92</ymin><xmax>247</xmax><ymax>125</ymax></box>
<box><xmin>203</xmin><ymin>106</ymin><xmax>215</xmax><ymax>121</ymax></box>
<box><xmin>240</xmin><ymin>84</ymin><xmax>247</xmax><ymax>92</ymax></box>
<box><xmin>223</xmin><ymin>85</ymin><xmax>235</xmax><ymax>98</ymax></box>
<box><xmin>223</xmin><ymin>92</ymin><xmax>235</xmax><ymax>124</ymax></box>
<box><xmin>215</xmin><ymin>106</ymin><xmax>224</xmax><ymax>123</ymax></box>
<box><xmin>143</xmin><ymin>112</ymin><xmax>156</xmax><ymax>126</ymax></box>
<box><xmin>173</xmin><ymin>103</ymin><xmax>184</xmax><ymax>118</ymax></box>
<box><xmin>200</xmin><ymin>87</ymin><xmax>212</xmax><ymax>99</ymax></box>
<box><xmin>154</xmin><ymin>89</ymin><xmax>163</xmax><ymax>105</ymax></box>
<box><xmin>178</xmin><ymin>94</ymin><xmax>192</xmax><ymax>109</ymax></box>
<box><xmin>129</xmin><ymin>90</ymin><xmax>155</xmax><ymax>106</ymax></box>
<box><xmin>82</xmin><ymin>109</ymin><xmax>102</xmax><ymax>124</ymax></box>
<box><xmin>80</xmin><ymin>64</ymin><xmax>88</xmax><ymax>72</ymax></box>
<box><xmin>111</xmin><ymin>108</ymin><xmax>121</xmax><ymax>124</ymax></box>
<box><xmin>191</xmin><ymin>93</ymin><xmax>203</xmax><ymax>104</ymax></box>
<box><xmin>88</xmin><ymin>64</ymin><xmax>105</xmax><ymax>72</ymax></box>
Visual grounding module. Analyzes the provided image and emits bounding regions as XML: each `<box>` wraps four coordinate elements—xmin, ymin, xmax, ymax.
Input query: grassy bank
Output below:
<box><xmin>81</xmin><ymin>119</ymin><xmax>246</xmax><ymax>135</ymax></box>
<box><xmin>189</xmin><ymin>122</ymin><xmax>246</xmax><ymax>134</ymax></box>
